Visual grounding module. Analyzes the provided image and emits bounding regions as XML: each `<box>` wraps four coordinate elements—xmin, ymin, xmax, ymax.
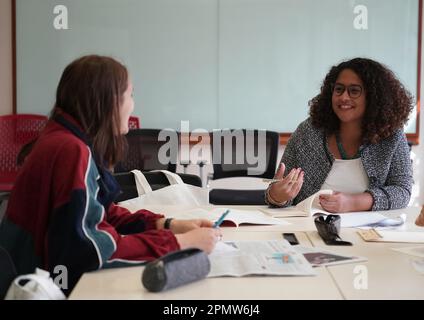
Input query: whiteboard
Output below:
<box><xmin>15</xmin><ymin>0</ymin><xmax>420</xmax><ymax>136</ymax></box>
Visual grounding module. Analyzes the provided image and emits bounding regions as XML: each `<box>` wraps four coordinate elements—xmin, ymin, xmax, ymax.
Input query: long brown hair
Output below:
<box><xmin>18</xmin><ymin>55</ymin><xmax>128</xmax><ymax>167</ymax></box>
<box><xmin>52</xmin><ymin>55</ymin><xmax>128</xmax><ymax>167</ymax></box>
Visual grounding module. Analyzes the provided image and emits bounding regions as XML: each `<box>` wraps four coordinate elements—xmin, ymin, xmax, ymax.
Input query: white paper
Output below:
<box><xmin>259</xmin><ymin>206</ymin><xmax>308</xmax><ymax>218</ymax></box>
<box><xmin>208</xmin><ymin>240</ymin><xmax>316</xmax><ymax>277</ymax></box>
<box><xmin>177</xmin><ymin>207</ymin><xmax>290</xmax><ymax>227</ymax></box>
<box><xmin>212</xmin><ymin>241</ymin><xmax>240</xmax><ymax>254</ymax></box>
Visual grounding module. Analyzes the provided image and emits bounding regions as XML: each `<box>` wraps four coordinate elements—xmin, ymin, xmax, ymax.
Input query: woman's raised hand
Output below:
<box><xmin>268</xmin><ymin>163</ymin><xmax>304</xmax><ymax>205</ymax></box>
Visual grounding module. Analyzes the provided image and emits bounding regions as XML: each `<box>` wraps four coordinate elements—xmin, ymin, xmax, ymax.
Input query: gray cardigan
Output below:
<box><xmin>266</xmin><ymin>118</ymin><xmax>413</xmax><ymax>211</ymax></box>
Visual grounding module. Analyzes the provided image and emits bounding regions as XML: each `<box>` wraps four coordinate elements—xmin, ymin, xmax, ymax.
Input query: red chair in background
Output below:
<box><xmin>128</xmin><ymin>116</ymin><xmax>140</xmax><ymax>130</ymax></box>
<box><xmin>0</xmin><ymin>114</ymin><xmax>48</xmax><ymax>191</ymax></box>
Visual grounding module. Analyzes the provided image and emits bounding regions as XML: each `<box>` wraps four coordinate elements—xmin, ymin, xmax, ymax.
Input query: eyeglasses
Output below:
<box><xmin>332</xmin><ymin>83</ymin><xmax>363</xmax><ymax>99</ymax></box>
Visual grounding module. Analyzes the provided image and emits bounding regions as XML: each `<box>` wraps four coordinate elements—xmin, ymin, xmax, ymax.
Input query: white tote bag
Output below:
<box><xmin>5</xmin><ymin>268</ymin><xmax>66</xmax><ymax>300</ymax></box>
<box><xmin>118</xmin><ymin>170</ymin><xmax>209</xmax><ymax>211</ymax></box>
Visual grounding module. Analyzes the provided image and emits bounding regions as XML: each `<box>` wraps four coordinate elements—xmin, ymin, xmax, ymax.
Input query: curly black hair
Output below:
<box><xmin>309</xmin><ymin>58</ymin><xmax>414</xmax><ymax>144</ymax></box>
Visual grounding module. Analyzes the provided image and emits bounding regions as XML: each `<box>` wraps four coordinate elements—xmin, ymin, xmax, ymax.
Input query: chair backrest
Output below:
<box><xmin>128</xmin><ymin>116</ymin><xmax>140</xmax><ymax>130</ymax></box>
<box><xmin>209</xmin><ymin>189</ymin><xmax>266</xmax><ymax>205</ymax></box>
<box><xmin>113</xmin><ymin>171</ymin><xmax>202</xmax><ymax>202</ymax></box>
<box><xmin>210</xmin><ymin>129</ymin><xmax>279</xmax><ymax>180</ymax></box>
<box><xmin>115</xmin><ymin>129</ymin><xmax>178</xmax><ymax>173</ymax></box>
<box><xmin>0</xmin><ymin>114</ymin><xmax>48</xmax><ymax>191</ymax></box>
<box><xmin>0</xmin><ymin>246</ymin><xmax>17</xmax><ymax>299</ymax></box>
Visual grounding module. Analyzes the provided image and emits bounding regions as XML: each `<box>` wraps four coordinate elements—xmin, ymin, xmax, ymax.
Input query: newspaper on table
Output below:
<box><xmin>208</xmin><ymin>240</ymin><xmax>316</xmax><ymax>277</ymax></box>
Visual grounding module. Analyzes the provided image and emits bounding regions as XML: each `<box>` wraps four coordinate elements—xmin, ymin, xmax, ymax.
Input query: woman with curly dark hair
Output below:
<box><xmin>265</xmin><ymin>58</ymin><xmax>414</xmax><ymax>213</ymax></box>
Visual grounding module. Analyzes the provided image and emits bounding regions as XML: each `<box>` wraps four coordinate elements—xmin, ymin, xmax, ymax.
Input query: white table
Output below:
<box><xmin>69</xmin><ymin>230</ymin><xmax>342</xmax><ymax>300</ymax></box>
<box><xmin>69</xmin><ymin>205</ymin><xmax>424</xmax><ymax>300</ymax></box>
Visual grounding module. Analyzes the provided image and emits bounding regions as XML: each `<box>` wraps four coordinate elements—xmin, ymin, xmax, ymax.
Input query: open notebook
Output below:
<box><xmin>260</xmin><ymin>189</ymin><xmax>334</xmax><ymax>218</ymax></box>
<box><xmin>176</xmin><ymin>207</ymin><xmax>290</xmax><ymax>227</ymax></box>
<box><xmin>260</xmin><ymin>189</ymin><xmax>406</xmax><ymax>228</ymax></box>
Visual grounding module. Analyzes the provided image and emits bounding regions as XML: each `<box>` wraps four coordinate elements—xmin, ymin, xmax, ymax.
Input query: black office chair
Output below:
<box><xmin>113</xmin><ymin>171</ymin><xmax>202</xmax><ymax>202</ymax></box>
<box><xmin>209</xmin><ymin>189</ymin><xmax>266</xmax><ymax>205</ymax></box>
<box><xmin>208</xmin><ymin>129</ymin><xmax>279</xmax><ymax>205</ymax></box>
<box><xmin>115</xmin><ymin>129</ymin><xmax>178</xmax><ymax>173</ymax></box>
<box><xmin>0</xmin><ymin>246</ymin><xmax>17</xmax><ymax>299</ymax></box>
<box><xmin>209</xmin><ymin>129</ymin><xmax>279</xmax><ymax>180</ymax></box>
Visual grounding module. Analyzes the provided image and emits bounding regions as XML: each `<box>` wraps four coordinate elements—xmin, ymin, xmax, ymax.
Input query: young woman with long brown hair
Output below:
<box><xmin>0</xmin><ymin>55</ymin><xmax>220</xmax><ymax>295</ymax></box>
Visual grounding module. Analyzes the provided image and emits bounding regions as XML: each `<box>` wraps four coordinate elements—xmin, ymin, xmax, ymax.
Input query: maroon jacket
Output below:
<box><xmin>0</xmin><ymin>113</ymin><xmax>179</xmax><ymax>294</ymax></box>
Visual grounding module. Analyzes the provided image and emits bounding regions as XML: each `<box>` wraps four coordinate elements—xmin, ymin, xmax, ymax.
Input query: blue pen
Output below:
<box><xmin>213</xmin><ymin>209</ymin><xmax>230</xmax><ymax>228</ymax></box>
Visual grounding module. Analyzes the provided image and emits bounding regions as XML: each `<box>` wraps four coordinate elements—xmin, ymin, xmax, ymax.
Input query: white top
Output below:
<box><xmin>321</xmin><ymin>158</ymin><xmax>369</xmax><ymax>193</ymax></box>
